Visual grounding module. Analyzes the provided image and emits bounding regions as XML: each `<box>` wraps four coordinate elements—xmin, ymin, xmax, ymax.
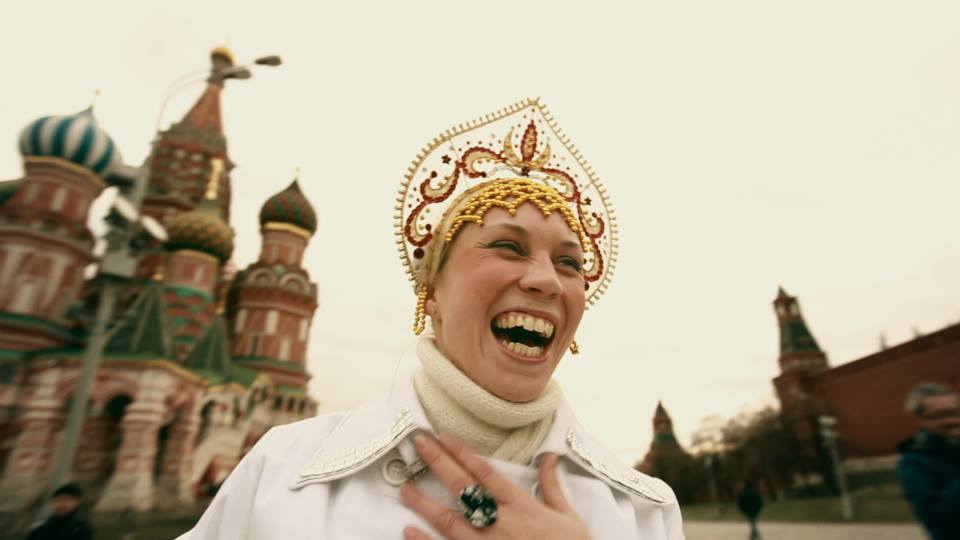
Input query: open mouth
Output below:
<box><xmin>490</xmin><ymin>311</ymin><xmax>556</xmax><ymax>359</ymax></box>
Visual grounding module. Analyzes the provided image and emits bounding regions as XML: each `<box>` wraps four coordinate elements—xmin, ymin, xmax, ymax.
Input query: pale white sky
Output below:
<box><xmin>3</xmin><ymin>1</ymin><xmax>959</xmax><ymax>465</ymax></box>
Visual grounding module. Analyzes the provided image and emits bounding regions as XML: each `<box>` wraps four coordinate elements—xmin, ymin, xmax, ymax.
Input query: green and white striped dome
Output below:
<box><xmin>18</xmin><ymin>107</ymin><xmax>120</xmax><ymax>176</ymax></box>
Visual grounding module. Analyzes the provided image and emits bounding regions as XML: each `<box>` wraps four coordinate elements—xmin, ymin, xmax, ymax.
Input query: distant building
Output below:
<box><xmin>0</xmin><ymin>48</ymin><xmax>319</xmax><ymax>512</ymax></box>
<box><xmin>772</xmin><ymin>287</ymin><xmax>960</xmax><ymax>472</ymax></box>
<box><xmin>636</xmin><ymin>401</ymin><xmax>703</xmax><ymax>503</ymax></box>
<box><xmin>636</xmin><ymin>401</ymin><xmax>689</xmax><ymax>474</ymax></box>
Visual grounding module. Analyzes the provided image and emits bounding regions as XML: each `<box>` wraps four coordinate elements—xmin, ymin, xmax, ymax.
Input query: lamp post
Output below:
<box><xmin>155</xmin><ymin>54</ymin><xmax>282</xmax><ymax>131</ymax></box>
<box><xmin>35</xmin><ymin>52</ymin><xmax>281</xmax><ymax>524</ymax></box>
<box><xmin>704</xmin><ymin>454</ymin><xmax>721</xmax><ymax>518</ymax></box>
<box><xmin>818</xmin><ymin>415</ymin><xmax>853</xmax><ymax>520</ymax></box>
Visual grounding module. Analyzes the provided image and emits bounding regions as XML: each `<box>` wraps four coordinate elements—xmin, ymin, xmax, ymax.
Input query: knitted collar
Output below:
<box><xmin>413</xmin><ymin>335</ymin><xmax>561</xmax><ymax>464</ymax></box>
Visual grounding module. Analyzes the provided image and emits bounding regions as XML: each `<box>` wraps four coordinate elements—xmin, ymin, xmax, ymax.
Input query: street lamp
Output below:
<box><xmin>818</xmin><ymin>415</ymin><xmax>853</xmax><ymax>520</ymax></box>
<box><xmin>254</xmin><ymin>55</ymin><xmax>282</xmax><ymax>66</ymax></box>
<box><xmin>36</xmin><ymin>166</ymin><xmax>166</xmax><ymax>522</ymax></box>
<box><xmin>155</xmin><ymin>53</ymin><xmax>282</xmax><ymax>131</ymax></box>
<box><xmin>704</xmin><ymin>454</ymin><xmax>721</xmax><ymax>518</ymax></box>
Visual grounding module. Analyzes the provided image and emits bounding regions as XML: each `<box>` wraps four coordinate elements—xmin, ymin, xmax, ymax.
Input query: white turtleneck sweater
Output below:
<box><xmin>412</xmin><ymin>336</ymin><xmax>562</xmax><ymax>465</ymax></box>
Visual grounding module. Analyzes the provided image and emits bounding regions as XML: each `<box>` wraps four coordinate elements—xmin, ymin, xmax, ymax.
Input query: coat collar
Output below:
<box><xmin>291</xmin><ymin>372</ymin><xmax>669</xmax><ymax>504</ymax></box>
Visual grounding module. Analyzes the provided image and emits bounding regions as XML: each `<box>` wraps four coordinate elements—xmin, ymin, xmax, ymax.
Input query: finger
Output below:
<box><xmin>538</xmin><ymin>453</ymin><xmax>574</xmax><ymax>514</ymax></box>
<box><xmin>413</xmin><ymin>435</ymin><xmax>476</xmax><ymax>499</ymax></box>
<box><xmin>403</xmin><ymin>526</ymin><xmax>434</xmax><ymax>540</ymax></box>
<box><xmin>438</xmin><ymin>433</ymin><xmax>524</xmax><ymax>504</ymax></box>
<box><xmin>400</xmin><ymin>483</ymin><xmax>479</xmax><ymax>540</ymax></box>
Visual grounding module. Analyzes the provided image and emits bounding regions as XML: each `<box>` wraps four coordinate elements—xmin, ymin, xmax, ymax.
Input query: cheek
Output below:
<box><xmin>566</xmin><ymin>281</ymin><xmax>587</xmax><ymax>318</ymax></box>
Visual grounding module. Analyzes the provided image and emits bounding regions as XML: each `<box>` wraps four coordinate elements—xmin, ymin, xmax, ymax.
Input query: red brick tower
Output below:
<box><xmin>637</xmin><ymin>401</ymin><xmax>687</xmax><ymax>474</ymax></box>
<box><xmin>771</xmin><ymin>287</ymin><xmax>829</xmax><ymax>461</ymax></box>
<box><xmin>137</xmin><ymin>48</ymin><xmax>236</xmax><ymax>279</ymax></box>
<box><xmin>228</xmin><ymin>179</ymin><xmax>318</xmax><ymax>391</ymax></box>
<box><xmin>161</xmin><ymin>186</ymin><xmax>234</xmax><ymax>361</ymax></box>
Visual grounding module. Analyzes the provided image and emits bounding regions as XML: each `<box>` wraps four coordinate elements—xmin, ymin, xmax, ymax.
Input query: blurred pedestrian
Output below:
<box><xmin>898</xmin><ymin>382</ymin><xmax>960</xmax><ymax>540</ymax></box>
<box><xmin>24</xmin><ymin>483</ymin><xmax>93</xmax><ymax>540</ymax></box>
<box><xmin>736</xmin><ymin>480</ymin><xmax>763</xmax><ymax>540</ymax></box>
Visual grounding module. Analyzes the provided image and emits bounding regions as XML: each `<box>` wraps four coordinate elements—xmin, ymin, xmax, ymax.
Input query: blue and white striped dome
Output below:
<box><xmin>18</xmin><ymin>108</ymin><xmax>121</xmax><ymax>176</ymax></box>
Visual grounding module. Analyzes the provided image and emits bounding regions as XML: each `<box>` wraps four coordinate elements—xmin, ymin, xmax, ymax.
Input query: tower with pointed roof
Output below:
<box><xmin>771</xmin><ymin>287</ymin><xmax>830</xmax><ymax>465</ymax></box>
<box><xmin>773</xmin><ymin>287</ymin><xmax>828</xmax><ymax>374</ymax></box>
<box><xmin>227</xmin><ymin>179</ymin><xmax>318</xmax><ymax>392</ymax></box>
<box><xmin>637</xmin><ymin>401</ymin><xmax>688</xmax><ymax>475</ymax></box>
<box><xmin>136</xmin><ymin>48</ymin><xmax>237</xmax><ymax>280</ymax></box>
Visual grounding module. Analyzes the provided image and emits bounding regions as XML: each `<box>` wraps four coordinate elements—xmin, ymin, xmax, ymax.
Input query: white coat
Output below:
<box><xmin>178</xmin><ymin>374</ymin><xmax>685</xmax><ymax>539</ymax></box>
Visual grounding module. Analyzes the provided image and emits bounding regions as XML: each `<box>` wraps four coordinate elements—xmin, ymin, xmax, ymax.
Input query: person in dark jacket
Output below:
<box><xmin>897</xmin><ymin>383</ymin><xmax>960</xmax><ymax>540</ymax></box>
<box><xmin>24</xmin><ymin>483</ymin><xmax>93</xmax><ymax>540</ymax></box>
<box><xmin>736</xmin><ymin>480</ymin><xmax>763</xmax><ymax>540</ymax></box>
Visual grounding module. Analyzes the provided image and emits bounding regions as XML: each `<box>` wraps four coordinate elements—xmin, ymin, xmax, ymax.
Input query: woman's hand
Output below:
<box><xmin>400</xmin><ymin>434</ymin><xmax>591</xmax><ymax>540</ymax></box>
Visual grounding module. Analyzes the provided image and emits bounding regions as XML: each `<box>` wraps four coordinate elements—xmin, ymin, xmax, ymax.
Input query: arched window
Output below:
<box><xmin>9</xmin><ymin>279</ymin><xmax>40</xmax><ymax>314</ymax></box>
<box><xmin>196</xmin><ymin>401</ymin><xmax>216</xmax><ymax>447</ymax></box>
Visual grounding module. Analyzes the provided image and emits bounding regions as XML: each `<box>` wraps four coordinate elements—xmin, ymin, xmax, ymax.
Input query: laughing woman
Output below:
<box><xmin>179</xmin><ymin>99</ymin><xmax>684</xmax><ymax>539</ymax></box>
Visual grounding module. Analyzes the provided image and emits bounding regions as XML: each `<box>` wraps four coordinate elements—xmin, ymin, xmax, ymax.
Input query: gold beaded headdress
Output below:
<box><xmin>395</xmin><ymin>98</ymin><xmax>618</xmax><ymax>333</ymax></box>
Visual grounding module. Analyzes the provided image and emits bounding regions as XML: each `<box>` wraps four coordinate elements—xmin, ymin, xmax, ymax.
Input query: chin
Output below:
<box><xmin>485</xmin><ymin>372</ymin><xmax>551</xmax><ymax>403</ymax></box>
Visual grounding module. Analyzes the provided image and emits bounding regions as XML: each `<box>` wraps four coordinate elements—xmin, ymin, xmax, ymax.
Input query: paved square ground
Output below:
<box><xmin>685</xmin><ymin>521</ymin><xmax>926</xmax><ymax>540</ymax></box>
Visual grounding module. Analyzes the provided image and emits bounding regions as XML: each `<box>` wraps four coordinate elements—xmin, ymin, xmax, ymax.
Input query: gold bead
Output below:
<box><xmin>413</xmin><ymin>285</ymin><xmax>428</xmax><ymax>335</ymax></box>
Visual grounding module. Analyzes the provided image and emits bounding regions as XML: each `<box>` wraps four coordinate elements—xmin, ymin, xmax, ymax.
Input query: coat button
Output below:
<box><xmin>381</xmin><ymin>457</ymin><xmax>409</xmax><ymax>486</ymax></box>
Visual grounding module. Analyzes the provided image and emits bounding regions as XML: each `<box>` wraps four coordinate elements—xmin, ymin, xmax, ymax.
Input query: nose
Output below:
<box><xmin>518</xmin><ymin>254</ymin><xmax>562</xmax><ymax>299</ymax></box>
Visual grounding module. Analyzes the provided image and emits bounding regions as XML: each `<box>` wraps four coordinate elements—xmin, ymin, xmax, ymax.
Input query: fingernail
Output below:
<box><xmin>414</xmin><ymin>434</ymin><xmax>429</xmax><ymax>449</ymax></box>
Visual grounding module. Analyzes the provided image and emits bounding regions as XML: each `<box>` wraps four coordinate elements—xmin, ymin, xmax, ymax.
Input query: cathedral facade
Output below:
<box><xmin>0</xmin><ymin>48</ymin><xmax>319</xmax><ymax>513</ymax></box>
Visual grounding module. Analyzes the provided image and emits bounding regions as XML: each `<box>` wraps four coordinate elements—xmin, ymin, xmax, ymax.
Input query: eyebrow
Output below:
<box><xmin>485</xmin><ymin>223</ymin><xmax>582</xmax><ymax>252</ymax></box>
<box><xmin>487</xmin><ymin>223</ymin><xmax>529</xmax><ymax>237</ymax></box>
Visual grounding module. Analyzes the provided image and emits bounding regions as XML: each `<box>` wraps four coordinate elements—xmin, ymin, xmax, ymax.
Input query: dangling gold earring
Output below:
<box><xmin>413</xmin><ymin>285</ymin><xmax>428</xmax><ymax>335</ymax></box>
<box><xmin>569</xmin><ymin>339</ymin><xmax>580</xmax><ymax>355</ymax></box>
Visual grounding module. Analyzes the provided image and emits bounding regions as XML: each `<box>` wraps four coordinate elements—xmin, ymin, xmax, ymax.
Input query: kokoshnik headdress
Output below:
<box><xmin>395</xmin><ymin>98</ymin><xmax>618</xmax><ymax>335</ymax></box>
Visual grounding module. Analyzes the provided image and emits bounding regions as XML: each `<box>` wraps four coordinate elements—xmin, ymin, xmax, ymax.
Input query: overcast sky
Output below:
<box><xmin>3</xmin><ymin>1</ymin><xmax>959</xmax><ymax>465</ymax></box>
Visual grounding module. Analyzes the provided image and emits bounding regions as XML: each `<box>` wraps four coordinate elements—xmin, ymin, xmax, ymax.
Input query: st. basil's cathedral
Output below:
<box><xmin>0</xmin><ymin>48</ymin><xmax>319</xmax><ymax>512</ymax></box>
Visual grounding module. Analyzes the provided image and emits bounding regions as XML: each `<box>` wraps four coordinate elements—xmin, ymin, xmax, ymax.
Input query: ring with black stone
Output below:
<box><xmin>457</xmin><ymin>483</ymin><xmax>498</xmax><ymax>528</ymax></box>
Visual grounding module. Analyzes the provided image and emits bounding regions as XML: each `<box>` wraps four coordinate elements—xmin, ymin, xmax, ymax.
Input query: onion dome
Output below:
<box><xmin>17</xmin><ymin>107</ymin><xmax>121</xmax><ymax>176</ymax></box>
<box><xmin>259</xmin><ymin>180</ymin><xmax>317</xmax><ymax>235</ymax></box>
<box><xmin>165</xmin><ymin>202</ymin><xmax>234</xmax><ymax>262</ymax></box>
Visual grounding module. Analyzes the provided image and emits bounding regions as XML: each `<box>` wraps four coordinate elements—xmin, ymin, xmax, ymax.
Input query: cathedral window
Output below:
<box><xmin>265</xmin><ymin>310</ymin><xmax>278</xmax><ymax>335</ymax></box>
<box><xmin>235</xmin><ymin>309</ymin><xmax>246</xmax><ymax>332</ymax></box>
<box><xmin>299</xmin><ymin>319</ymin><xmax>308</xmax><ymax>341</ymax></box>
<box><xmin>23</xmin><ymin>183</ymin><xmax>39</xmax><ymax>204</ymax></box>
<box><xmin>284</xmin><ymin>280</ymin><xmax>303</xmax><ymax>293</ymax></box>
<box><xmin>250</xmin><ymin>334</ymin><xmax>261</xmax><ymax>356</ymax></box>
<box><xmin>50</xmin><ymin>187</ymin><xmax>67</xmax><ymax>212</ymax></box>
<box><xmin>279</xmin><ymin>338</ymin><xmax>291</xmax><ymax>361</ymax></box>
<box><xmin>8</xmin><ymin>279</ymin><xmax>40</xmax><ymax>314</ymax></box>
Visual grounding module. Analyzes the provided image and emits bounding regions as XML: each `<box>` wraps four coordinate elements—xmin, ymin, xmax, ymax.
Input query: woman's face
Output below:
<box><xmin>427</xmin><ymin>202</ymin><xmax>586</xmax><ymax>402</ymax></box>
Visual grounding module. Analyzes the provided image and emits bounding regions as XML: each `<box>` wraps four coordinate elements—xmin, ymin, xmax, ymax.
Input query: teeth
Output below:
<box><xmin>522</xmin><ymin>315</ymin><xmax>535</xmax><ymax>332</ymax></box>
<box><xmin>500</xmin><ymin>340</ymin><xmax>543</xmax><ymax>358</ymax></box>
<box><xmin>493</xmin><ymin>312</ymin><xmax>555</xmax><ymax>339</ymax></box>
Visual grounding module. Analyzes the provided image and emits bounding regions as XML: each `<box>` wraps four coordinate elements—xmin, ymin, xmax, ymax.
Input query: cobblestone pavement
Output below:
<box><xmin>684</xmin><ymin>521</ymin><xmax>927</xmax><ymax>540</ymax></box>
